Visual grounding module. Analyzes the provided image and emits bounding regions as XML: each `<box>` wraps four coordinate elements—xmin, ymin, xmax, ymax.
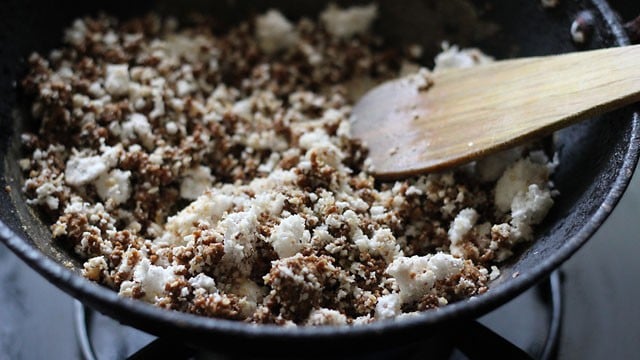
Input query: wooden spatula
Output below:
<box><xmin>350</xmin><ymin>45</ymin><xmax>640</xmax><ymax>179</ymax></box>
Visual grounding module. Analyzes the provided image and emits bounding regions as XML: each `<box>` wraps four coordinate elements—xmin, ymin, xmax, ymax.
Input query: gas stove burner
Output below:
<box><xmin>73</xmin><ymin>272</ymin><xmax>562</xmax><ymax>360</ymax></box>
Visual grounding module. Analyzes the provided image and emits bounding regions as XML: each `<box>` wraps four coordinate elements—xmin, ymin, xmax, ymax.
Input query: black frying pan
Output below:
<box><xmin>1</xmin><ymin>0</ymin><xmax>638</xmax><ymax>358</ymax></box>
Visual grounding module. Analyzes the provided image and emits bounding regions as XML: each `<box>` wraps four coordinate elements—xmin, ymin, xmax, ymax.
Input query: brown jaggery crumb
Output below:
<box><xmin>263</xmin><ymin>254</ymin><xmax>351</xmax><ymax>322</ymax></box>
<box><xmin>20</xmin><ymin>5</ymin><xmax>557</xmax><ymax>326</ymax></box>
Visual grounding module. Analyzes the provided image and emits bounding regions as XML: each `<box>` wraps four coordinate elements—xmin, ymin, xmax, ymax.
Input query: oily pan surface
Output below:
<box><xmin>0</xmin><ymin>0</ymin><xmax>636</xmax><ymax>352</ymax></box>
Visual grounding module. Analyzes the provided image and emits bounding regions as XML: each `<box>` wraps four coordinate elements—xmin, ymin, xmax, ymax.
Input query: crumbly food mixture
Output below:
<box><xmin>20</xmin><ymin>4</ymin><xmax>557</xmax><ymax>326</ymax></box>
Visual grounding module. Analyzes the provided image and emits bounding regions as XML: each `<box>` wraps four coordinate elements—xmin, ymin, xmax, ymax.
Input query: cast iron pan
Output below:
<box><xmin>0</xmin><ymin>0</ymin><xmax>638</xmax><ymax>357</ymax></box>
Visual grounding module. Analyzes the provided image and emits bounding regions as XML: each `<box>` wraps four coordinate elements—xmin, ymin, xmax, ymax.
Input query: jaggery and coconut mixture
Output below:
<box><xmin>19</xmin><ymin>4</ymin><xmax>557</xmax><ymax>326</ymax></box>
